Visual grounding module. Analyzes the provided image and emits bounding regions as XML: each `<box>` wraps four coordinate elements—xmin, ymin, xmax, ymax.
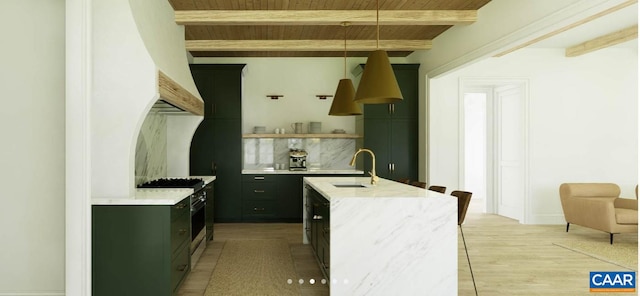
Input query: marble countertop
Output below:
<box><xmin>242</xmin><ymin>169</ymin><xmax>364</xmax><ymax>175</ymax></box>
<box><xmin>303</xmin><ymin>176</ymin><xmax>449</xmax><ymax>201</ymax></box>
<box><xmin>92</xmin><ymin>176</ymin><xmax>216</xmax><ymax>205</ymax></box>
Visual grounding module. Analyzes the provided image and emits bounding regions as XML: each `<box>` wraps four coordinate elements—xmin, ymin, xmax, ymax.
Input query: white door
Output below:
<box><xmin>494</xmin><ymin>85</ymin><xmax>525</xmax><ymax>221</ymax></box>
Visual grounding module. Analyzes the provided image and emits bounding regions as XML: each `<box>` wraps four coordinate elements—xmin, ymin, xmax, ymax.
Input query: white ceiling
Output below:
<box><xmin>529</xmin><ymin>3</ymin><xmax>638</xmax><ymax>49</ymax></box>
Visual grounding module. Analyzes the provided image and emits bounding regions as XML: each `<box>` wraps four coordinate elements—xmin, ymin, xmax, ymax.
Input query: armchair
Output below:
<box><xmin>559</xmin><ymin>183</ymin><xmax>637</xmax><ymax>244</ymax></box>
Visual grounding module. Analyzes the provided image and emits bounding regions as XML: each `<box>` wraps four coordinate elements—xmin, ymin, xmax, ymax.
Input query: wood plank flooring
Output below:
<box><xmin>178</xmin><ymin>213</ymin><xmax>638</xmax><ymax>296</ymax></box>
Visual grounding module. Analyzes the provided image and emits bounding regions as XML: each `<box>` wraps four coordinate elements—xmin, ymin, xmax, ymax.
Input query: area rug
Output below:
<box><xmin>204</xmin><ymin>239</ymin><xmax>301</xmax><ymax>296</ymax></box>
<box><xmin>553</xmin><ymin>239</ymin><xmax>638</xmax><ymax>270</ymax></box>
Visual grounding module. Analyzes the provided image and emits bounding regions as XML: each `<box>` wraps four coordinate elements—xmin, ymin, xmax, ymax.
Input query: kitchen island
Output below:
<box><xmin>303</xmin><ymin>176</ymin><xmax>457</xmax><ymax>296</ymax></box>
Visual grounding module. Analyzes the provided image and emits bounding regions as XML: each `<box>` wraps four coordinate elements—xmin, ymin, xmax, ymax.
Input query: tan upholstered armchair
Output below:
<box><xmin>559</xmin><ymin>183</ymin><xmax>638</xmax><ymax>244</ymax></box>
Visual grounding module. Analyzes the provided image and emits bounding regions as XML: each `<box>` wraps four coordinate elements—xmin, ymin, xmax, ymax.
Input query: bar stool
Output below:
<box><xmin>451</xmin><ymin>190</ymin><xmax>477</xmax><ymax>296</ymax></box>
<box><xmin>411</xmin><ymin>181</ymin><xmax>427</xmax><ymax>188</ymax></box>
<box><xmin>427</xmin><ymin>185</ymin><xmax>446</xmax><ymax>194</ymax></box>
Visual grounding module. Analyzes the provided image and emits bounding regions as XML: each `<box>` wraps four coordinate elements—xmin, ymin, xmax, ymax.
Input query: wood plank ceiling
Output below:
<box><xmin>168</xmin><ymin>0</ymin><xmax>492</xmax><ymax>57</ymax></box>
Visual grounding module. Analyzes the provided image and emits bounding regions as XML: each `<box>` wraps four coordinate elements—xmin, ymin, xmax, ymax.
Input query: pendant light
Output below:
<box><xmin>354</xmin><ymin>0</ymin><xmax>403</xmax><ymax>104</ymax></box>
<box><xmin>329</xmin><ymin>22</ymin><xmax>362</xmax><ymax>116</ymax></box>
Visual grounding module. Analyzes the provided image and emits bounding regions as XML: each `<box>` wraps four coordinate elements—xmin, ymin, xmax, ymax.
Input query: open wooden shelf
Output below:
<box><xmin>243</xmin><ymin>133</ymin><xmax>361</xmax><ymax>139</ymax></box>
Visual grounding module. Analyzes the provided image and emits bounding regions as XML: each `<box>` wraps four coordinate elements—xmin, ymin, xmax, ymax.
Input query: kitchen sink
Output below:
<box><xmin>333</xmin><ymin>184</ymin><xmax>369</xmax><ymax>188</ymax></box>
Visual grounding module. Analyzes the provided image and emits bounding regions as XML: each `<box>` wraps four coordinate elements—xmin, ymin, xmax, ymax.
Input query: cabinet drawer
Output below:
<box><xmin>171</xmin><ymin>197</ymin><xmax>190</xmax><ymax>221</ymax></box>
<box><xmin>170</xmin><ymin>244</ymin><xmax>190</xmax><ymax>295</ymax></box>
<box><xmin>242</xmin><ymin>182</ymin><xmax>276</xmax><ymax>200</ymax></box>
<box><xmin>170</xmin><ymin>212</ymin><xmax>190</xmax><ymax>256</ymax></box>
<box><xmin>242</xmin><ymin>174</ymin><xmax>276</xmax><ymax>183</ymax></box>
<box><xmin>242</xmin><ymin>200</ymin><xmax>277</xmax><ymax>218</ymax></box>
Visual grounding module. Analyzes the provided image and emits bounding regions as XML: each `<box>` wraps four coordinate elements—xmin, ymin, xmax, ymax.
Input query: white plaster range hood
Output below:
<box><xmin>92</xmin><ymin>0</ymin><xmax>205</xmax><ymax>199</ymax></box>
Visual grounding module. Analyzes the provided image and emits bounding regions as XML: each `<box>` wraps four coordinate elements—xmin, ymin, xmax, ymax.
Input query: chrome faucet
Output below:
<box><xmin>349</xmin><ymin>148</ymin><xmax>379</xmax><ymax>185</ymax></box>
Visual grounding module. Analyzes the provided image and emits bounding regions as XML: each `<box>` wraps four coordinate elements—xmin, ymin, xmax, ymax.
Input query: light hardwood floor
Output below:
<box><xmin>178</xmin><ymin>213</ymin><xmax>638</xmax><ymax>296</ymax></box>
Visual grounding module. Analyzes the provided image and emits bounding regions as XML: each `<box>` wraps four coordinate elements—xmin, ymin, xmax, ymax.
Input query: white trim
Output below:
<box><xmin>459</xmin><ymin>78</ymin><xmax>530</xmax><ymax>223</ymax></box>
<box><xmin>0</xmin><ymin>293</ymin><xmax>64</xmax><ymax>296</ymax></box>
<box><xmin>66</xmin><ymin>0</ymin><xmax>92</xmax><ymax>295</ymax></box>
<box><xmin>424</xmin><ymin>0</ymin><xmax>631</xmax><ymax>78</ymax></box>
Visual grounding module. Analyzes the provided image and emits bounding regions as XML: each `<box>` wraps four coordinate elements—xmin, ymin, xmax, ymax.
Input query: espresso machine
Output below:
<box><xmin>289</xmin><ymin>149</ymin><xmax>308</xmax><ymax>171</ymax></box>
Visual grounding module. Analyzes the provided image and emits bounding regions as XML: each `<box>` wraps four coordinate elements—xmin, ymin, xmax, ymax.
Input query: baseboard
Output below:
<box><xmin>527</xmin><ymin>214</ymin><xmax>566</xmax><ymax>225</ymax></box>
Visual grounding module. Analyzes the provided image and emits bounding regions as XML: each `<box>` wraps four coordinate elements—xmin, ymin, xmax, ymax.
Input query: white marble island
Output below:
<box><xmin>303</xmin><ymin>176</ymin><xmax>458</xmax><ymax>296</ymax></box>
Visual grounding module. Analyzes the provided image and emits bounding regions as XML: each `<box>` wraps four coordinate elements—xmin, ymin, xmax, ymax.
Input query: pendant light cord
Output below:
<box><xmin>344</xmin><ymin>23</ymin><xmax>347</xmax><ymax>78</ymax></box>
<box><xmin>376</xmin><ymin>0</ymin><xmax>379</xmax><ymax>49</ymax></box>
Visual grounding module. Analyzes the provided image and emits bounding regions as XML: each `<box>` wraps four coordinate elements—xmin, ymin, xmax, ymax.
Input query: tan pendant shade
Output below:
<box><xmin>354</xmin><ymin>0</ymin><xmax>403</xmax><ymax>104</ymax></box>
<box><xmin>354</xmin><ymin>50</ymin><xmax>403</xmax><ymax>104</ymax></box>
<box><xmin>329</xmin><ymin>21</ymin><xmax>362</xmax><ymax>116</ymax></box>
<box><xmin>329</xmin><ymin>78</ymin><xmax>361</xmax><ymax>115</ymax></box>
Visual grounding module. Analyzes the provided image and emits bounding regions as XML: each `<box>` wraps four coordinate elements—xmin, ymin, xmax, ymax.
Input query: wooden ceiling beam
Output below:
<box><xmin>565</xmin><ymin>25</ymin><xmax>638</xmax><ymax>57</ymax></box>
<box><xmin>185</xmin><ymin>39</ymin><xmax>432</xmax><ymax>51</ymax></box>
<box><xmin>175</xmin><ymin>10</ymin><xmax>477</xmax><ymax>26</ymax></box>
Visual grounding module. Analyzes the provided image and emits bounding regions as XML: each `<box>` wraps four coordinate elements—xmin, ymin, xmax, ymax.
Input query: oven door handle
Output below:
<box><xmin>191</xmin><ymin>196</ymin><xmax>206</xmax><ymax>214</ymax></box>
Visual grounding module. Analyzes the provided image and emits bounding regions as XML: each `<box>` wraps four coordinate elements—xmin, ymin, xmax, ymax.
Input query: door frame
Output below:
<box><xmin>458</xmin><ymin>78</ymin><xmax>531</xmax><ymax>223</ymax></box>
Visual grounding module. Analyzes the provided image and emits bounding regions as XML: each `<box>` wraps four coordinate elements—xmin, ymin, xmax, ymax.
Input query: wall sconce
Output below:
<box><xmin>316</xmin><ymin>95</ymin><xmax>333</xmax><ymax>100</ymax></box>
<box><xmin>267</xmin><ymin>95</ymin><xmax>283</xmax><ymax>100</ymax></box>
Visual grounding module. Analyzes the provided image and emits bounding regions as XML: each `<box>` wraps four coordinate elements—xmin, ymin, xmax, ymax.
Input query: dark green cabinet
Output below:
<box><xmin>278</xmin><ymin>175</ymin><xmax>304</xmax><ymax>221</ymax></box>
<box><xmin>242</xmin><ymin>174</ymin><xmax>362</xmax><ymax>222</ymax></box>
<box><xmin>190</xmin><ymin>64</ymin><xmax>243</xmax><ymax>119</ymax></box>
<box><xmin>306</xmin><ymin>186</ymin><xmax>330</xmax><ymax>279</ymax></box>
<box><xmin>190</xmin><ymin>64</ymin><xmax>245</xmax><ymax>222</ymax></box>
<box><xmin>362</xmin><ymin>64</ymin><xmax>419</xmax><ymax>181</ymax></box>
<box><xmin>204</xmin><ymin>182</ymin><xmax>215</xmax><ymax>241</ymax></box>
<box><xmin>242</xmin><ymin>175</ymin><xmax>278</xmax><ymax>221</ymax></box>
<box><xmin>92</xmin><ymin>197</ymin><xmax>191</xmax><ymax>296</ymax></box>
<box><xmin>241</xmin><ymin>174</ymin><xmax>302</xmax><ymax>222</ymax></box>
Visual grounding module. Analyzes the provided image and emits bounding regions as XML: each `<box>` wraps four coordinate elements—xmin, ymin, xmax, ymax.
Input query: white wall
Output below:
<box><xmin>194</xmin><ymin>57</ymin><xmax>405</xmax><ymax>135</ymax></box>
<box><xmin>0</xmin><ymin>0</ymin><xmax>65</xmax><ymax>294</ymax></box>
<box><xmin>429</xmin><ymin>47</ymin><xmax>638</xmax><ymax>224</ymax></box>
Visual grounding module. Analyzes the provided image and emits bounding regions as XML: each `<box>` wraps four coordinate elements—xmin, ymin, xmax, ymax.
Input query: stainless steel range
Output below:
<box><xmin>137</xmin><ymin>178</ymin><xmax>207</xmax><ymax>266</ymax></box>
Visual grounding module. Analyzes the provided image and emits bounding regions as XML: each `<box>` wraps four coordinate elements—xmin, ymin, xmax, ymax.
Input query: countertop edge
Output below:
<box><xmin>242</xmin><ymin>169</ymin><xmax>364</xmax><ymax>175</ymax></box>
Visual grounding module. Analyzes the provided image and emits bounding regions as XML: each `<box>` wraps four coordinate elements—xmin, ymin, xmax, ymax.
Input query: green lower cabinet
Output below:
<box><xmin>307</xmin><ymin>186</ymin><xmax>330</xmax><ymax>280</ymax></box>
<box><xmin>92</xmin><ymin>197</ymin><xmax>191</xmax><ymax>296</ymax></box>
<box><xmin>278</xmin><ymin>175</ymin><xmax>304</xmax><ymax>222</ymax></box>
<box><xmin>241</xmin><ymin>174</ymin><xmax>362</xmax><ymax>222</ymax></box>
<box><xmin>204</xmin><ymin>182</ymin><xmax>215</xmax><ymax>241</ymax></box>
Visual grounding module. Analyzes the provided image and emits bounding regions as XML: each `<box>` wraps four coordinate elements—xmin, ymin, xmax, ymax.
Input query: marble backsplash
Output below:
<box><xmin>135</xmin><ymin>111</ymin><xmax>167</xmax><ymax>185</ymax></box>
<box><xmin>243</xmin><ymin>138</ymin><xmax>356</xmax><ymax>170</ymax></box>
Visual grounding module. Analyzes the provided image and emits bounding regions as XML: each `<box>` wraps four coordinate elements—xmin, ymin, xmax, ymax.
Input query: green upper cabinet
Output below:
<box><xmin>190</xmin><ymin>64</ymin><xmax>245</xmax><ymax>222</ymax></box>
<box><xmin>190</xmin><ymin>64</ymin><xmax>244</xmax><ymax>119</ymax></box>
<box><xmin>362</xmin><ymin>64</ymin><xmax>420</xmax><ymax>181</ymax></box>
<box><xmin>362</xmin><ymin>64</ymin><xmax>420</xmax><ymax>120</ymax></box>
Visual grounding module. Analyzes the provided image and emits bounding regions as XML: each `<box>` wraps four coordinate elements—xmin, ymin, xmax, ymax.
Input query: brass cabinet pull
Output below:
<box><xmin>391</xmin><ymin>163</ymin><xmax>395</xmax><ymax>172</ymax></box>
<box><xmin>388</xmin><ymin>163</ymin><xmax>391</xmax><ymax>172</ymax></box>
<box><xmin>253</xmin><ymin>207</ymin><xmax>265</xmax><ymax>211</ymax></box>
<box><xmin>178</xmin><ymin>229</ymin><xmax>188</xmax><ymax>235</ymax></box>
<box><xmin>254</xmin><ymin>176</ymin><xmax>265</xmax><ymax>180</ymax></box>
<box><xmin>254</xmin><ymin>189</ymin><xmax>265</xmax><ymax>193</ymax></box>
<box><xmin>391</xmin><ymin>103</ymin><xmax>395</xmax><ymax>114</ymax></box>
<box><xmin>175</xmin><ymin>203</ymin><xmax>186</xmax><ymax>209</ymax></box>
<box><xmin>388</xmin><ymin>104</ymin><xmax>392</xmax><ymax>114</ymax></box>
<box><xmin>313</xmin><ymin>215</ymin><xmax>323</xmax><ymax>220</ymax></box>
<box><xmin>177</xmin><ymin>264</ymin><xmax>188</xmax><ymax>272</ymax></box>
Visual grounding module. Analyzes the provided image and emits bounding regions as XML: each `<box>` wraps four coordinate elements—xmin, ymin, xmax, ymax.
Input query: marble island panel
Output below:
<box><xmin>303</xmin><ymin>176</ymin><xmax>458</xmax><ymax>296</ymax></box>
